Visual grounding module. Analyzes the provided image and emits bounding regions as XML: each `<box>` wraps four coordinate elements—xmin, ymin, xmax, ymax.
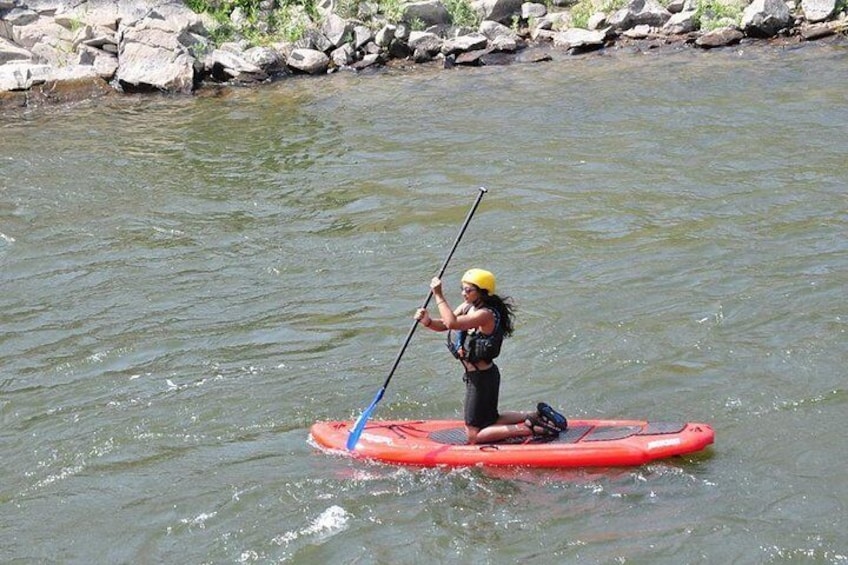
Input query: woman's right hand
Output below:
<box><xmin>414</xmin><ymin>307</ymin><xmax>430</xmax><ymax>326</ymax></box>
<box><xmin>429</xmin><ymin>277</ymin><xmax>443</xmax><ymax>296</ymax></box>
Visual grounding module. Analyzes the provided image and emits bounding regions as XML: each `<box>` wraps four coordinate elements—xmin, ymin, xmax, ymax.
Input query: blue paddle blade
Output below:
<box><xmin>346</xmin><ymin>388</ymin><xmax>385</xmax><ymax>450</ymax></box>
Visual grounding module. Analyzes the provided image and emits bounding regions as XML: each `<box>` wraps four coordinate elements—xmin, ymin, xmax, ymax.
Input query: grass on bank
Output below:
<box><xmin>571</xmin><ymin>0</ymin><xmax>745</xmax><ymax>30</ymax></box>
<box><xmin>185</xmin><ymin>0</ymin><xmax>480</xmax><ymax>44</ymax></box>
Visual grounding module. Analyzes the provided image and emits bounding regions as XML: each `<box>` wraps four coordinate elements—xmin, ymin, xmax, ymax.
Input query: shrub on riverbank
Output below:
<box><xmin>694</xmin><ymin>0</ymin><xmax>745</xmax><ymax>30</ymax></box>
<box><xmin>185</xmin><ymin>0</ymin><xmax>319</xmax><ymax>43</ymax></box>
<box><xmin>185</xmin><ymin>0</ymin><xmax>480</xmax><ymax>45</ymax></box>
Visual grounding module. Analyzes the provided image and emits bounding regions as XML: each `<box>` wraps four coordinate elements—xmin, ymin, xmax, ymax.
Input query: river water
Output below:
<box><xmin>1</xmin><ymin>44</ymin><xmax>846</xmax><ymax>563</ymax></box>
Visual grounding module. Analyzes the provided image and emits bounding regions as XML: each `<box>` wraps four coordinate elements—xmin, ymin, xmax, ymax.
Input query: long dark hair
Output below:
<box><xmin>479</xmin><ymin>291</ymin><xmax>515</xmax><ymax>337</ymax></box>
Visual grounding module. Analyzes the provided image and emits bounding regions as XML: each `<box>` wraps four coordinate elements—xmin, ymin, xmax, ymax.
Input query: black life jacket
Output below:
<box><xmin>446</xmin><ymin>305</ymin><xmax>503</xmax><ymax>364</ymax></box>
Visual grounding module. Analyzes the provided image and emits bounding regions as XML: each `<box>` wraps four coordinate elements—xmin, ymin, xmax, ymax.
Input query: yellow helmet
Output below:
<box><xmin>461</xmin><ymin>268</ymin><xmax>496</xmax><ymax>294</ymax></box>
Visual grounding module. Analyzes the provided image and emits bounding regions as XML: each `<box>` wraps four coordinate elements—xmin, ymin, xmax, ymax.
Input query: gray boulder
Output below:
<box><xmin>553</xmin><ymin>28</ymin><xmax>607</xmax><ymax>51</ymax></box>
<box><xmin>587</xmin><ymin>12</ymin><xmax>608</xmax><ymax>30</ymax></box>
<box><xmin>471</xmin><ymin>0</ymin><xmax>524</xmax><ymax>24</ymax></box>
<box><xmin>409</xmin><ymin>30</ymin><xmax>443</xmax><ymax>50</ymax></box>
<box><xmin>0</xmin><ymin>61</ymin><xmax>50</xmax><ymax>90</ymax></box>
<box><xmin>741</xmin><ymin>0</ymin><xmax>792</xmax><ymax>36</ymax></box>
<box><xmin>295</xmin><ymin>28</ymin><xmax>334</xmax><ymax>52</ymax></box>
<box><xmin>409</xmin><ymin>31</ymin><xmax>443</xmax><ymax>61</ymax></box>
<box><xmin>695</xmin><ymin>25</ymin><xmax>743</xmax><ymax>47</ymax></box>
<box><xmin>353</xmin><ymin>24</ymin><xmax>373</xmax><ymax>49</ymax></box>
<box><xmin>801</xmin><ymin>0</ymin><xmax>836</xmax><ymax>22</ymax></box>
<box><xmin>2</xmin><ymin>7</ymin><xmax>39</xmax><ymax>28</ymax></box>
<box><xmin>287</xmin><ymin>48</ymin><xmax>329</xmax><ymax>74</ymax></box>
<box><xmin>799</xmin><ymin>21</ymin><xmax>837</xmax><ymax>38</ymax></box>
<box><xmin>77</xmin><ymin>44</ymin><xmax>119</xmax><ymax>78</ymax></box>
<box><xmin>662</xmin><ymin>10</ymin><xmax>697</xmax><ymax>34</ymax></box>
<box><xmin>521</xmin><ymin>2</ymin><xmax>547</xmax><ymax>19</ymax></box>
<box><xmin>608</xmin><ymin>0</ymin><xmax>672</xmax><ymax>31</ymax></box>
<box><xmin>375</xmin><ymin>24</ymin><xmax>396</xmax><ymax>47</ymax></box>
<box><xmin>244</xmin><ymin>46</ymin><xmax>283</xmax><ymax>70</ymax></box>
<box><xmin>322</xmin><ymin>12</ymin><xmax>352</xmax><ymax>47</ymax></box>
<box><xmin>205</xmin><ymin>48</ymin><xmax>266</xmax><ymax>82</ymax></box>
<box><xmin>441</xmin><ymin>32</ymin><xmax>488</xmax><ymax>55</ymax></box>
<box><xmin>350</xmin><ymin>52</ymin><xmax>381</xmax><ymax>70</ymax></box>
<box><xmin>490</xmin><ymin>34</ymin><xmax>518</xmax><ymax>51</ymax></box>
<box><xmin>116</xmin><ymin>10</ymin><xmax>202</xmax><ymax>93</ymax></box>
<box><xmin>403</xmin><ymin>1</ymin><xmax>451</xmax><ymax>26</ymax></box>
<box><xmin>0</xmin><ymin>36</ymin><xmax>33</xmax><ymax>64</ymax></box>
<box><xmin>331</xmin><ymin>43</ymin><xmax>354</xmax><ymax>66</ymax></box>
<box><xmin>479</xmin><ymin>19</ymin><xmax>519</xmax><ymax>40</ymax></box>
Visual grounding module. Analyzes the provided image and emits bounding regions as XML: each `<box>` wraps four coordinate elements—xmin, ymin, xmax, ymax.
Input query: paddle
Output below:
<box><xmin>346</xmin><ymin>187</ymin><xmax>488</xmax><ymax>451</ymax></box>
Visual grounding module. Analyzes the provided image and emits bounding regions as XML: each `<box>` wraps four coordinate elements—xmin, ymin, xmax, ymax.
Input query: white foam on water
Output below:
<box><xmin>179</xmin><ymin>511</ymin><xmax>217</xmax><ymax>529</ymax></box>
<box><xmin>273</xmin><ymin>505</ymin><xmax>351</xmax><ymax>547</ymax></box>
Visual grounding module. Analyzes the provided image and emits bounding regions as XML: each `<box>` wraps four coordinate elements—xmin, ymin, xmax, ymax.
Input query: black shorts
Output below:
<box><xmin>463</xmin><ymin>364</ymin><xmax>501</xmax><ymax>428</ymax></box>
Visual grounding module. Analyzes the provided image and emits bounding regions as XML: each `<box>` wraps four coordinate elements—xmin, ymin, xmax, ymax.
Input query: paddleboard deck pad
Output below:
<box><xmin>310</xmin><ymin>419</ymin><xmax>714</xmax><ymax>468</ymax></box>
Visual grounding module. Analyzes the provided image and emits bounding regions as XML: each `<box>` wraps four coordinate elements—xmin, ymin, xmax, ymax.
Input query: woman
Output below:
<box><xmin>415</xmin><ymin>268</ymin><xmax>567</xmax><ymax>444</ymax></box>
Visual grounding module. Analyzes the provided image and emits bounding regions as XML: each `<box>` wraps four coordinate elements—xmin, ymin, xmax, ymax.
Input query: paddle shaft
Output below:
<box><xmin>346</xmin><ymin>187</ymin><xmax>488</xmax><ymax>449</ymax></box>
<box><xmin>379</xmin><ymin>186</ymin><xmax>487</xmax><ymax>389</ymax></box>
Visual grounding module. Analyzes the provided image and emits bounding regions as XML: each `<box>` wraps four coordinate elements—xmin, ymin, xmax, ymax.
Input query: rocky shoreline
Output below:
<box><xmin>1</xmin><ymin>0</ymin><xmax>846</xmax><ymax>112</ymax></box>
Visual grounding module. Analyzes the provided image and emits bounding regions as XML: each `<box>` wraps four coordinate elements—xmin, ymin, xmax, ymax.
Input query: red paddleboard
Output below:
<box><xmin>310</xmin><ymin>419</ymin><xmax>714</xmax><ymax>468</ymax></box>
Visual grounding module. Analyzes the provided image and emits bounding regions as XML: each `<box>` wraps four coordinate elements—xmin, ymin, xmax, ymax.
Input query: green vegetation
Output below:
<box><xmin>186</xmin><ymin>0</ymin><xmax>482</xmax><ymax>46</ymax></box>
<box><xmin>569</xmin><ymin>3</ymin><xmax>592</xmax><ymax>29</ymax></box>
<box><xmin>444</xmin><ymin>0</ymin><xmax>481</xmax><ymax>28</ymax></box>
<box><xmin>378</xmin><ymin>0</ymin><xmax>406</xmax><ymax>22</ymax></box>
<box><xmin>569</xmin><ymin>0</ymin><xmax>628</xmax><ymax>29</ymax></box>
<box><xmin>554</xmin><ymin>0</ymin><xmax>747</xmax><ymax>31</ymax></box>
<box><xmin>186</xmin><ymin>0</ymin><xmax>319</xmax><ymax>44</ymax></box>
<box><xmin>694</xmin><ymin>0</ymin><xmax>744</xmax><ymax>30</ymax></box>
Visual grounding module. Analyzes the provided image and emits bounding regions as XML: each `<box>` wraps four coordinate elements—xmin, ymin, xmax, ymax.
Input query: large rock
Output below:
<box><xmin>0</xmin><ymin>36</ymin><xmax>33</xmax><ymax>64</ymax></box>
<box><xmin>331</xmin><ymin>42</ymin><xmax>354</xmax><ymax>66</ymax></box>
<box><xmin>441</xmin><ymin>32</ymin><xmax>488</xmax><ymax>55</ymax></box>
<box><xmin>116</xmin><ymin>9</ymin><xmax>204</xmax><ymax>93</ymax></box>
<box><xmin>322</xmin><ymin>12</ymin><xmax>352</xmax><ymax>47</ymax></box>
<box><xmin>10</xmin><ymin>15</ymin><xmax>70</xmax><ymax>49</ymax></box>
<box><xmin>695</xmin><ymin>25</ymin><xmax>743</xmax><ymax>47</ymax></box>
<box><xmin>409</xmin><ymin>30</ymin><xmax>443</xmax><ymax>51</ymax></box>
<box><xmin>608</xmin><ymin>0</ymin><xmax>672</xmax><ymax>31</ymax></box>
<box><xmin>352</xmin><ymin>24</ymin><xmax>372</xmax><ymax>49</ymax></box>
<box><xmin>801</xmin><ymin>0</ymin><xmax>836</xmax><ymax>22</ymax></box>
<box><xmin>471</xmin><ymin>0</ymin><xmax>524</xmax><ymax>24</ymax></box>
<box><xmin>662</xmin><ymin>10</ymin><xmax>697</xmax><ymax>33</ymax></box>
<box><xmin>479</xmin><ymin>19</ymin><xmax>521</xmax><ymax>41</ymax></box>
<box><xmin>77</xmin><ymin>44</ymin><xmax>119</xmax><ymax>78</ymax></box>
<box><xmin>402</xmin><ymin>1</ymin><xmax>451</xmax><ymax>26</ymax></box>
<box><xmin>2</xmin><ymin>7</ymin><xmax>40</xmax><ymax>28</ymax></box>
<box><xmin>287</xmin><ymin>48</ymin><xmax>329</xmax><ymax>74</ymax></box>
<box><xmin>204</xmin><ymin>48</ymin><xmax>266</xmax><ymax>82</ymax></box>
<box><xmin>411</xmin><ymin>34</ymin><xmax>444</xmax><ymax>61</ymax></box>
<box><xmin>243</xmin><ymin>45</ymin><xmax>283</xmax><ymax>71</ymax></box>
<box><xmin>553</xmin><ymin>27</ymin><xmax>607</xmax><ymax>52</ymax></box>
<box><xmin>741</xmin><ymin>0</ymin><xmax>792</xmax><ymax>37</ymax></box>
<box><xmin>0</xmin><ymin>61</ymin><xmax>50</xmax><ymax>91</ymax></box>
<box><xmin>522</xmin><ymin>2</ymin><xmax>547</xmax><ymax>18</ymax></box>
<box><xmin>798</xmin><ymin>20</ymin><xmax>837</xmax><ymax>38</ymax></box>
